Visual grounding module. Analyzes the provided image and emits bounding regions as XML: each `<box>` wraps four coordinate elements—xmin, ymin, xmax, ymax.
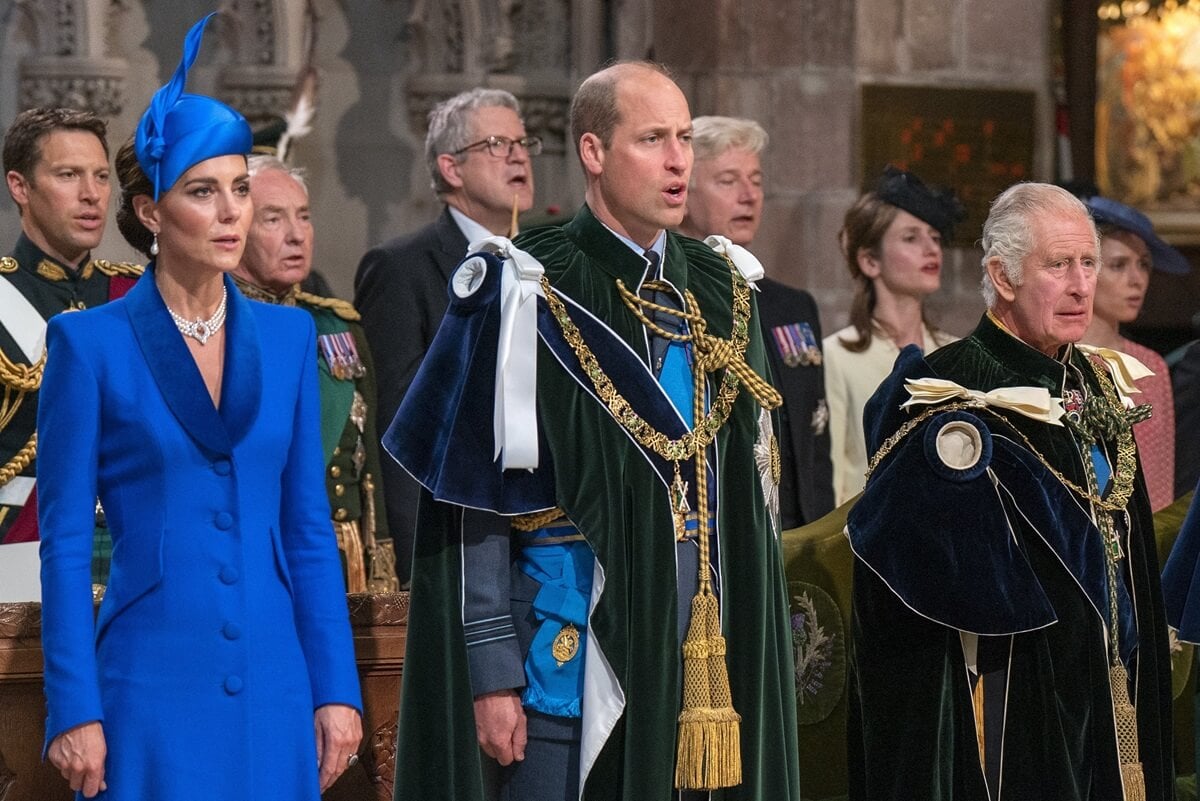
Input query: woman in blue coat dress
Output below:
<box><xmin>37</xmin><ymin>14</ymin><xmax>362</xmax><ymax>799</ymax></box>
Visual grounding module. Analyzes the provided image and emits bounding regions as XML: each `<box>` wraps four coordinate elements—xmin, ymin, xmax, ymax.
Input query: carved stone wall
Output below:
<box><xmin>0</xmin><ymin>0</ymin><xmax>1057</xmax><ymax>317</ymax></box>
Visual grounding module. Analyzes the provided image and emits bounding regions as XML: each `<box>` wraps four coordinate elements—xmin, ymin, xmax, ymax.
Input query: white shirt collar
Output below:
<box><xmin>598</xmin><ymin>221</ymin><xmax>666</xmax><ymax>274</ymax></box>
<box><xmin>447</xmin><ymin>205</ymin><xmax>497</xmax><ymax>249</ymax></box>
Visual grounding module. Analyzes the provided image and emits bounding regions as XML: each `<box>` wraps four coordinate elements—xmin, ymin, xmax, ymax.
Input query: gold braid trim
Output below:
<box><xmin>0</xmin><ymin>432</ymin><xmax>36</xmax><ymax>487</ymax></box>
<box><xmin>295</xmin><ymin>290</ymin><xmax>361</xmax><ymax>322</ymax></box>
<box><xmin>91</xmin><ymin>259</ymin><xmax>145</xmax><ymax>279</ymax></box>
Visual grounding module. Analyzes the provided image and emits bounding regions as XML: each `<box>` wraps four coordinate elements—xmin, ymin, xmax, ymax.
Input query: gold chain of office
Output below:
<box><xmin>538</xmin><ymin>264</ymin><xmax>779</xmax><ymax>465</ymax></box>
<box><xmin>864</xmin><ymin>359</ymin><xmax>1139</xmax><ymax>514</ymax></box>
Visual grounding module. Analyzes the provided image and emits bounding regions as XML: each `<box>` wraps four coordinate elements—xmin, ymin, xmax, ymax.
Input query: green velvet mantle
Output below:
<box><xmin>847</xmin><ymin>314</ymin><xmax>1173</xmax><ymax>801</ymax></box>
<box><xmin>392</xmin><ymin>205</ymin><xmax>801</xmax><ymax>801</ymax></box>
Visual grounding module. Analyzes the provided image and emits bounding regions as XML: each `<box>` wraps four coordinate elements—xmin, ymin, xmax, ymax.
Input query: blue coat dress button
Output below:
<box><xmin>215</xmin><ymin>512</ymin><xmax>234</xmax><ymax>530</ymax></box>
<box><xmin>224</xmin><ymin>675</ymin><xmax>243</xmax><ymax>695</ymax></box>
<box><xmin>223</xmin><ymin>622</ymin><xmax>242</xmax><ymax>640</ymax></box>
<box><xmin>219</xmin><ymin>566</ymin><xmax>240</xmax><ymax>585</ymax></box>
<box><xmin>213</xmin><ymin>459</ymin><xmax>232</xmax><ymax>476</ymax></box>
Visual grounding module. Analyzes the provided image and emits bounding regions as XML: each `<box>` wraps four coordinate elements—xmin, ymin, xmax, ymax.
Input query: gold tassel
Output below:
<box><xmin>675</xmin><ymin>588</ymin><xmax>742</xmax><ymax>790</ymax></box>
<box><xmin>334</xmin><ymin>519</ymin><xmax>368</xmax><ymax>593</ymax></box>
<box><xmin>673</xmin><ymin>282</ymin><xmax>743</xmax><ymax>791</ymax></box>
<box><xmin>1110</xmin><ymin>664</ymin><xmax>1145</xmax><ymax>801</ymax></box>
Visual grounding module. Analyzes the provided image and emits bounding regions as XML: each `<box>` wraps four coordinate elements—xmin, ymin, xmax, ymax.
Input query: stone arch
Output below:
<box><xmin>218</xmin><ymin>0</ymin><xmax>315</xmax><ymax>124</ymax></box>
<box><xmin>11</xmin><ymin>0</ymin><xmax>127</xmax><ymax>116</ymax></box>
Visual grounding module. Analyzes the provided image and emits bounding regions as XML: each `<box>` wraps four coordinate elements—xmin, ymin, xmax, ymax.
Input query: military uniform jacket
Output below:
<box><xmin>238</xmin><ymin>280</ymin><xmax>389</xmax><ymax>537</ymax></box>
<box><xmin>387</xmin><ymin>205</ymin><xmax>802</xmax><ymax>801</ymax></box>
<box><xmin>756</xmin><ymin>277</ymin><xmax>834</xmax><ymax>528</ymax></box>
<box><xmin>847</xmin><ymin>315</ymin><xmax>1172</xmax><ymax>801</ymax></box>
<box><xmin>38</xmin><ymin>269</ymin><xmax>361</xmax><ymax>800</ymax></box>
<box><xmin>0</xmin><ymin>234</ymin><xmax>139</xmax><ymax>542</ymax></box>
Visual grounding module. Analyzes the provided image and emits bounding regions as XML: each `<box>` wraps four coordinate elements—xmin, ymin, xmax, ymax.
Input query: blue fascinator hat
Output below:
<box><xmin>1083</xmin><ymin>196</ymin><xmax>1191</xmax><ymax>275</ymax></box>
<box><xmin>135</xmin><ymin>13</ymin><xmax>253</xmax><ymax>200</ymax></box>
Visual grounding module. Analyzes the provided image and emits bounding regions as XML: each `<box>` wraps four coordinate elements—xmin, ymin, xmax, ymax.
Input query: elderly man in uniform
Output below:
<box><xmin>679</xmin><ymin>115</ymin><xmax>834</xmax><ymax>529</ymax></box>
<box><xmin>847</xmin><ymin>182</ymin><xmax>1172</xmax><ymax>800</ymax></box>
<box><xmin>354</xmin><ymin>88</ymin><xmax>538</xmax><ymax>583</ymax></box>
<box><xmin>386</xmin><ymin>61</ymin><xmax>801</xmax><ymax>801</ymax></box>
<box><xmin>1</xmin><ymin>107</ymin><xmax>140</xmax><ymax>548</ymax></box>
<box><xmin>233</xmin><ymin>155</ymin><xmax>397</xmax><ymax>593</ymax></box>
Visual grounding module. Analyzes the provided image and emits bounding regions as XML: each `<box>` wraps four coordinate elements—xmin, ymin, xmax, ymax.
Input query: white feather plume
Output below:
<box><xmin>277</xmin><ymin>66</ymin><xmax>318</xmax><ymax>164</ymax></box>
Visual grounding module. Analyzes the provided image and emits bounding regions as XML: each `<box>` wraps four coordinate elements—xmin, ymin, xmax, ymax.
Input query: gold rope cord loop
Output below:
<box><xmin>0</xmin><ymin>349</ymin><xmax>43</xmax><ymax>393</ymax></box>
<box><xmin>0</xmin><ymin>432</ymin><xmax>37</xmax><ymax>487</ymax></box>
<box><xmin>511</xmin><ymin>507</ymin><xmax>566</xmax><ymax>532</ymax></box>
<box><xmin>615</xmin><ymin>278</ymin><xmax>781</xmax><ymax>412</ymax></box>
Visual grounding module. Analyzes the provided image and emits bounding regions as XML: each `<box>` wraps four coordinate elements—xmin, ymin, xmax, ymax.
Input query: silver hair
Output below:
<box><xmin>689</xmin><ymin>116</ymin><xmax>768</xmax><ymax>164</ymax></box>
<box><xmin>246</xmin><ymin>153</ymin><xmax>309</xmax><ymax>196</ymax></box>
<box><xmin>425</xmin><ymin>88</ymin><xmax>522</xmax><ymax>197</ymax></box>
<box><xmin>979</xmin><ymin>182</ymin><xmax>1096</xmax><ymax>307</ymax></box>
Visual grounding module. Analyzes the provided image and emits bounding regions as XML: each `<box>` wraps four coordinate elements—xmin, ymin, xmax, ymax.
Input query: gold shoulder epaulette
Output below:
<box><xmin>92</xmin><ymin>259</ymin><xmax>145</xmax><ymax>278</ymax></box>
<box><xmin>295</xmin><ymin>290</ymin><xmax>360</xmax><ymax>322</ymax></box>
<box><xmin>0</xmin><ymin>256</ymin><xmax>16</xmax><ymax>274</ymax></box>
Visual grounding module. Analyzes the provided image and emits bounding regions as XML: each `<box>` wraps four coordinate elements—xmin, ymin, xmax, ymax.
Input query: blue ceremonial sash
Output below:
<box><xmin>516</xmin><ymin>523</ymin><xmax>593</xmax><ymax>718</ymax></box>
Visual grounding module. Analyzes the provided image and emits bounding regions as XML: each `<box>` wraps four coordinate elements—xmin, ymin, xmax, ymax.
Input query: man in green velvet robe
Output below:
<box><xmin>848</xmin><ymin>182</ymin><xmax>1173</xmax><ymax>800</ymax></box>
<box><xmin>385</xmin><ymin>62</ymin><xmax>801</xmax><ymax>800</ymax></box>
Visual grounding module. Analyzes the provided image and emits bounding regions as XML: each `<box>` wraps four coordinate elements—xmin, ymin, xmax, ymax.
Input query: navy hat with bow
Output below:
<box><xmin>135</xmin><ymin>13</ymin><xmax>253</xmax><ymax>200</ymax></box>
<box><xmin>875</xmin><ymin>165</ymin><xmax>966</xmax><ymax>242</ymax></box>
<box><xmin>1084</xmin><ymin>196</ymin><xmax>1191</xmax><ymax>275</ymax></box>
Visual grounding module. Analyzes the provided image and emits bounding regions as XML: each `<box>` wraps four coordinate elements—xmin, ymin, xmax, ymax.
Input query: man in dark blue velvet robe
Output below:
<box><xmin>848</xmin><ymin>182</ymin><xmax>1172</xmax><ymax>800</ymax></box>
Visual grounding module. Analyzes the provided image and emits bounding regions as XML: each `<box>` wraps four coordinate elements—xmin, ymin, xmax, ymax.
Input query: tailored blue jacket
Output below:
<box><xmin>37</xmin><ymin>268</ymin><xmax>361</xmax><ymax>801</ymax></box>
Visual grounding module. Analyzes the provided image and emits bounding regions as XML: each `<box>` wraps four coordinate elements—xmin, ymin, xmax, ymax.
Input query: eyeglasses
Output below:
<box><xmin>452</xmin><ymin>135</ymin><xmax>543</xmax><ymax>159</ymax></box>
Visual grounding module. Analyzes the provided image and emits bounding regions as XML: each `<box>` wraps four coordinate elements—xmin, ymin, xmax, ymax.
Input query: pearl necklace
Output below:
<box><xmin>166</xmin><ymin>285</ymin><xmax>227</xmax><ymax>345</ymax></box>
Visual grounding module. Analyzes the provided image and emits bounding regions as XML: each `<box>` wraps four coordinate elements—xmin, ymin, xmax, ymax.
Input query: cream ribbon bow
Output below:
<box><xmin>1074</xmin><ymin>343</ymin><xmax>1153</xmax><ymax>407</ymax></box>
<box><xmin>705</xmin><ymin>235</ymin><xmax>763</xmax><ymax>289</ymax></box>
<box><xmin>902</xmin><ymin>377</ymin><xmax>1067</xmax><ymax>426</ymax></box>
<box><xmin>471</xmin><ymin>236</ymin><xmax>546</xmax><ymax>470</ymax></box>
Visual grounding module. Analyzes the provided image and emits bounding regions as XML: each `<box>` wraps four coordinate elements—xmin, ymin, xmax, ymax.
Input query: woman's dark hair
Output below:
<box><xmin>114</xmin><ymin>135</ymin><xmax>155</xmax><ymax>257</ymax></box>
<box><xmin>837</xmin><ymin>192</ymin><xmax>896</xmax><ymax>353</ymax></box>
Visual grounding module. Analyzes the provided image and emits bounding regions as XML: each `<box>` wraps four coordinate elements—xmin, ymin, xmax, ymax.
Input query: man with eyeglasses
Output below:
<box><xmin>353</xmin><ymin>88</ymin><xmax>538</xmax><ymax>583</ymax></box>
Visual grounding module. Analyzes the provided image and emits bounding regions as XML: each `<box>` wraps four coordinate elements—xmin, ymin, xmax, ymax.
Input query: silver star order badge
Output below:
<box><xmin>754</xmin><ymin>408</ymin><xmax>781</xmax><ymax>535</ymax></box>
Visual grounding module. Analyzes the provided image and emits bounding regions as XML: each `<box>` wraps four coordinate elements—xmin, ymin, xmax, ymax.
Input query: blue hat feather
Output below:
<box><xmin>135</xmin><ymin>13</ymin><xmax>253</xmax><ymax>200</ymax></box>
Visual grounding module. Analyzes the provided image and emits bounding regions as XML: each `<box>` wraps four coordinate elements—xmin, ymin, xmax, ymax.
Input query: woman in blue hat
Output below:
<box><xmin>1082</xmin><ymin>195</ymin><xmax>1189</xmax><ymax>511</ymax></box>
<box><xmin>37</xmin><ymin>14</ymin><xmax>362</xmax><ymax>799</ymax></box>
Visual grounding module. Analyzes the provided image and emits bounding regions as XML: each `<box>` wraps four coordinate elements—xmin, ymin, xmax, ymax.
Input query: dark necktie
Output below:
<box><xmin>641</xmin><ymin>250</ymin><xmax>681</xmax><ymax>375</ymax></box>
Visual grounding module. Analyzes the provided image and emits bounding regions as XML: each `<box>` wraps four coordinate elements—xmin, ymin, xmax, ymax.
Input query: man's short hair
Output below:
<box><xmin>568</xmin><ymin>61</ymin><xmax>674</xmax><ymax>159</ymax></box>
<box><xmin>690</xmin><ymin>116</ymin><xmax>768</xmax><ymax>163</ymax></box>
<box><xmin>980</xmin><ymin>182</ymin><xmax>1096</xmax><ymax>307</ymax></box>
<box><xmin>3</xmin><ymin>107</ymin><xmax>109</xmax><ymax>195</ymax></box>
<box><xmin>247</xmin><ymin>153</ymin><xmax>309</xmax><ymax>196</ymax></box>
<box><xmin>425</xmin><ymin>88</ymin><xmax>522</xmax><ymax>196</ymax></box>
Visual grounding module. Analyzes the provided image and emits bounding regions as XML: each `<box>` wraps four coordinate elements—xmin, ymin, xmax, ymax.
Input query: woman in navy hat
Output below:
<box><xmin>37</xmin><ymin>14</ymin><xmax>362</xmax><ymax>799</ymax></box>
<box><xmin>823</xmin><ymin>166</ymin><xmax>964</xmax><ymax>504</ymax></box>
<box><xmin>1082</xmin><ymin>195</ymin><xmax>1189</xmax><ymax>511</ymax></box>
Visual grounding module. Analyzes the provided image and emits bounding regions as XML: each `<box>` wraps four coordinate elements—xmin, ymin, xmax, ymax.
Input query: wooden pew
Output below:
<box><xmin>0</xmin><ymin>592</ymin><xmax>408</xmax><ymax>801</ymax></box>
